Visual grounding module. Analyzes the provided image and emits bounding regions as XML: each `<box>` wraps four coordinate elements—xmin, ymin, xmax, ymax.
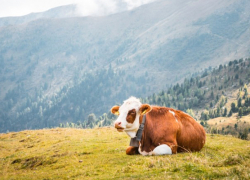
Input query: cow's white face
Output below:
<box><xmin>111</xmin><ymin>97</ymin><xmax>152</xmax><ymax>138</ymax></box>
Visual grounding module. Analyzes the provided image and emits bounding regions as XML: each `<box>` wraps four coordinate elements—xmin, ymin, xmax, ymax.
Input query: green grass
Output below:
<box><xmin>0</xmin><ymin>128</ymin><xmax>250</xmax><ymax>179</ymax></box>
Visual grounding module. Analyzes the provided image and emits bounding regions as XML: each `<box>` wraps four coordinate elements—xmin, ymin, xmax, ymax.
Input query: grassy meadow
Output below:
<box><xmin>0</xmin><ymin>127</ymin><xmax>250</xmax><ymax>180</ymax></box>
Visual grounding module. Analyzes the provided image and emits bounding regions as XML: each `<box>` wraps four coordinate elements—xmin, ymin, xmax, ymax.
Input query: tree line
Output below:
<box><xmin>61</xmin><ymin>58</ymin><xmax>250</xmax><ymax>141</ymax></box>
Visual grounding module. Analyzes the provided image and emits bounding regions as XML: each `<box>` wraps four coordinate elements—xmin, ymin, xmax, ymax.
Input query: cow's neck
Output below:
<box><xmin>139</xmin><ymin>116</ymin><xmax>152</xmax><ymax>153</ymax></box>
<box><xmin>135</xmin><ymin>114</ymin><xmax>146</xmax><ymax>141</ymax></box>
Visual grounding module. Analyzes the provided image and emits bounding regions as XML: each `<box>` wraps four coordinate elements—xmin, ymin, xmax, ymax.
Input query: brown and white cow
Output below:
<box><xmin>111</xmin><ymin>97</ymin><xmax>206</xmax><ymax>155</ymax></box>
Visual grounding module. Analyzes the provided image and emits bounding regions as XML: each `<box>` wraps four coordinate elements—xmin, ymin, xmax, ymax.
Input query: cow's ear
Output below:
<box><xmin>139</xmin><ymin>104</ymin><xmax>152</xmax><ymax>115</ymax></box>
<box><xmin>111</xmin><ymin>106</ymin><xmax>120</xmax><ymax>115</ymax></box>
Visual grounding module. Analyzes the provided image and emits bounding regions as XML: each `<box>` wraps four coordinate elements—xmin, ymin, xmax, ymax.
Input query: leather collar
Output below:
<box><xmin>129</xmin><ymin>115</ymin><xmax>146</xmax><ymax>147</ymax></box>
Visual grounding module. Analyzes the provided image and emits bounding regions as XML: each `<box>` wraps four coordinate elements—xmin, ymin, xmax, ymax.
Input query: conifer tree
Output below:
<box><xmin>231</xmin><ymin>102</ymin><xmax>237</xmax><ymax>113</ymax></box>
<box><xmin>228</xmin><ymin>110</ymin><xmax>233</xmax><ymax>117</ymax></box>
<box><xmin>223</xmin><ymin>108</ymin><xmax>228</xmax><ymax>117</ymax></box>
<box><xmin>238</xmin><ymin>108</ymin><xmax>243</xmax><ymax>117</ymax></box>
<box><xmin>238</xmin><ymin>98</ymin><xmax>242</xmax><ymax>108</ymax></box>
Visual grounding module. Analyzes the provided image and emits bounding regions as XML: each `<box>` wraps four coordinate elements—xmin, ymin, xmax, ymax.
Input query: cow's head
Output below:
<box><xmin>111</xmin><ymin>97</ymin><xmax>152</xmax><ymax>138</ymax></box>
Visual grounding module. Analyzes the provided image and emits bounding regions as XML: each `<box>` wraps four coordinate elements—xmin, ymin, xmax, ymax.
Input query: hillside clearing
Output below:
<box><xmin>207</xmin><ymin>114</ymin><xmax>250</xmax><ymax>128</ymax></box>
<box><xmin>0</xmin><ymin>128</ymin><xmax>250</xmax><ymax>179</ymax></box>
<box><xmin>207</xmin><ymin>84</ymin><xmax>250</xmax><ymax>130</ymax></box>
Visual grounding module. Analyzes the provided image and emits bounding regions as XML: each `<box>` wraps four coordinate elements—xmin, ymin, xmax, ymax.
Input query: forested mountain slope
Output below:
<box><xmin>64</xmin><ymin>58</ymin><xmax>250</xmax><ymax>139</ymax></box>
<box><xmin>1</xmin><ymin>0</ymin><xmax>250</xmax><ymax>132</ymax></box>
<box><xmin>143</xmin><ymin>58</ymin><xmax>250</xmax><ymax>115</ymax></box>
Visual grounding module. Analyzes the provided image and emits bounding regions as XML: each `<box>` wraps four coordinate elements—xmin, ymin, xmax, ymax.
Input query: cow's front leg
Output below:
<box><xmin>126</xmin><ymin>146</ymin><xmax>139</xmax><ymax>155</ymax></box>
<box><xmin>152</xmin><ymin>142</ymin><xmax>177</xmax><ymax>155</ymax></box>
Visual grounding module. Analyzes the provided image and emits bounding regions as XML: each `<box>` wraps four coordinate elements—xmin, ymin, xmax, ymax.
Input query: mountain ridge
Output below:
<box><xmin>0</xmin><ymin>4</ymin><xmax>79</xmax><ymax>28</ymax></box>
<box><xmin>0</xmin><ymin>0</ymin><xmax>250</xmax><ymax>132</ymax></box>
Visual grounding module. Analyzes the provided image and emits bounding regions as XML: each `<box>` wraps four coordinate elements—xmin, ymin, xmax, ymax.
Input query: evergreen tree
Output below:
<box><xmin>238</xmin><ymin>98</ymin><xmax>242</xmax><ymax>108</ymax></box>
<box><xmin>228</xmin><ymin>110</ymin><xmax>233</xmax><ymax>117</ymax></box>
<box><xmin>223</xmin><ymin>108</ymin><xmax>228</xmax><ymax>117</ymax></box>
<box><xmin>216</xmin><ymin>106</ymin><xmax>221</xmax><ymax>117</ymax></box>
<box><xmin>245</xmin><ymin>98</ymin><xmax>250</xmax><ymax>107</ymax></box>
<box><xmin>243</xmin><ymin>85</ymin><xmax>248</xmax><ymax>99</ymax></box>
<box><xmin>231</xmin><ymin>102</ymin><xmax>237</xmax><ymax>113</ymax></box>
<box><xmin>200</xmin><ymin>121</ymin><xmax>208</xmax><ymax>127</ymax></box>
<box><xmin>201</xmin><ymin>110</ymin><xmax>209</xmax><ymax>120</ymax></box>
<box><xmin>87</xmin><ymin>114</ymin><xmax>96</xmax><ymax>126</ymax></box>
<box><xmin>210</xmin><ymin>91</ymin><xmax>214</xmax><ymax>99</ymax></box>
<box><xmin>238</xmin><ymin>108</ymin><xmax>243</xmax><ymax>117</ymax></box>
<box><xmin>209</xmin><ymin>110</ymin><xmax>214</xmax><ymax>118</ymax></box>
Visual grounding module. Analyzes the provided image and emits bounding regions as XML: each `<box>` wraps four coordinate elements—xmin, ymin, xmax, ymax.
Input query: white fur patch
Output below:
<box><xmin>125</xmin><ymin>131</ymin><xmax>137</xmax><ymax>138</ymax></box>
<box><xmin>139</xmin><ymin>144</ymin><xmax>172</xmax><ymax>156</ymax></box>
<box><xmin>152</xmin><ymin>144</ymin><xmax>172</xmax><ymax>155</ymax></box>
<box><xmin>169</xmin><ymin>110</ymin><xmax>178</xmax><ymax>122</ymax></box>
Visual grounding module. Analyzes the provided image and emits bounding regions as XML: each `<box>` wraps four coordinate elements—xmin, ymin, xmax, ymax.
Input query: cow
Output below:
<box><xmin>111</xmin><ymin>97</ymin><xmax>206</xmax><ymax>155</ymax></box>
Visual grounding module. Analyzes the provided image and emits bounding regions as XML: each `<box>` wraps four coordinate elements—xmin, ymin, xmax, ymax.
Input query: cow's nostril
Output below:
<box><xmin>115</xmin><ymin>121</ymin><xmax>121</xmax><ymax>126</ymax></box>
<box><xmin>115</xmin><ymin>122</ymin><xmax>123</xmax><ymax>129</ymax></box>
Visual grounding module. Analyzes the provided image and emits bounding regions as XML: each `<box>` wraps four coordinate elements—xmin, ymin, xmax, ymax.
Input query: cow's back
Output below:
<box><xmin>174</xmin><ymin>109</ymin><xmax>206</xmax><ymax>152</ymax></box>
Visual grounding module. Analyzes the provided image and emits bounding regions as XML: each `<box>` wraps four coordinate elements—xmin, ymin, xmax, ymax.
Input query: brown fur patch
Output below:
<box><xmin>126</xmin><ymin>109</ymin><xmax>136</xmax><ymax>124</ymax></box>
<box><xmin>139</xmin><ymin>106</ymin><xmax>206</xmax><ymax>154</ymax></box>
<box><xmin>126</xmin><ymin>146</ymin><xmax>139</xmax><ymax>155</ymax></box>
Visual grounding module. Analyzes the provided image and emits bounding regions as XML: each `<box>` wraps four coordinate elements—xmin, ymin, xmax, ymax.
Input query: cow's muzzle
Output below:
<box><xmin>114</xmin><ymin>122</ymin><xmax>124</xmax><ymax>132</ymax></box>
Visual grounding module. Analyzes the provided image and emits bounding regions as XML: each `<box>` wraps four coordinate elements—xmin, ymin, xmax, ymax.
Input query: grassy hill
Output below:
<box><xmin>1</xmin><ymin>128</ymin><xmax>250</xmax><ymax>179</ymax></box>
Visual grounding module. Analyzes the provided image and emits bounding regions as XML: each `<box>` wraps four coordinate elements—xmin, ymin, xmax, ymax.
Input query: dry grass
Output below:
<box><xmin>207</xmin><ymin>114</ymin><xmax>250</xmax><ymax>128</ymax></box>
<box><xmin>0</xmin><ymin>128</ymin><xmax>250</xmax><ymax>179</ymax></box>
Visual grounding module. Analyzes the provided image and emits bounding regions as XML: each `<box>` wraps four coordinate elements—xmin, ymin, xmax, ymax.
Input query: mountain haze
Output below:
<box><xmin>0</xmin><ymin>5</ymin><xmax>79</xmax><ymax>27</ymax></box>
<box><xmin>0</xmin><ymin>0</ymin><xmax>250</xmax><ymax>132</ymax></box>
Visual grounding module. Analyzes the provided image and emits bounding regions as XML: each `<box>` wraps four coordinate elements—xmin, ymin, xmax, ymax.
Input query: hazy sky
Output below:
<box><xmin>0</xmin><ymin>0</ymin><xmax>155</xmax><ymax>18</ymax></box>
